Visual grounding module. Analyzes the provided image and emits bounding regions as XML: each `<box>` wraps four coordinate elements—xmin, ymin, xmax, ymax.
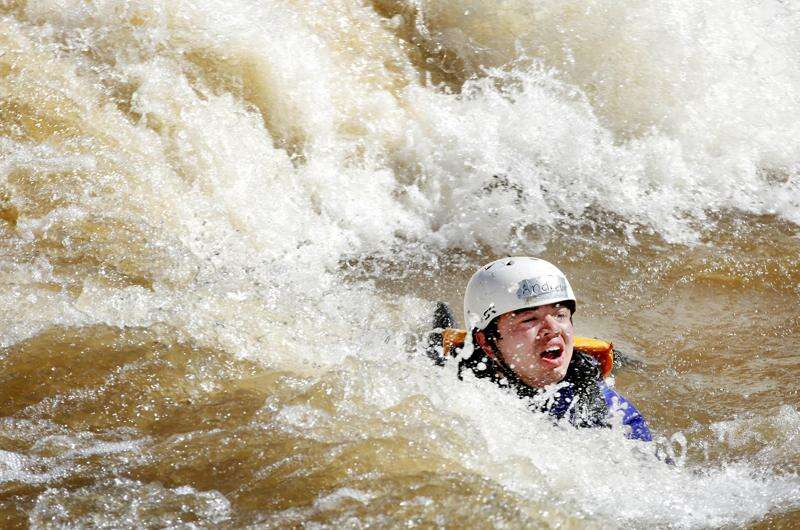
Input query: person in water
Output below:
<box><xmin>454</xmin><ymin>256</ymin><xmax>652</xmax><ymax>441</ymax></box>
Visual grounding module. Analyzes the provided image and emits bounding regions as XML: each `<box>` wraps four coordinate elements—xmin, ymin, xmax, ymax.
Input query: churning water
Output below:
<box><xmin>1</xmin><ymin>0</ymin><xmax>799</xmax><ymax>527</ymax></box>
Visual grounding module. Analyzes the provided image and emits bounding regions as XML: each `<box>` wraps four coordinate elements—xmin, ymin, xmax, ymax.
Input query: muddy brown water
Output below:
<box><xmin>2</xmin><ymin>216</ymin><xmax>799</xmax><ymax>528</ymax></box>
<box><xmin>2</xmin><ymin>0</ymin><xmax>800</xmax><ymax>527</ymax></box>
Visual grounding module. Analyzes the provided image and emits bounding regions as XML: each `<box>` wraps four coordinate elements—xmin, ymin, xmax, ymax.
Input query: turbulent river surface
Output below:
<box><xmin>2</xmin><ymin>0</ymin><xmax>800</xmax><ymax>528</ymax></box>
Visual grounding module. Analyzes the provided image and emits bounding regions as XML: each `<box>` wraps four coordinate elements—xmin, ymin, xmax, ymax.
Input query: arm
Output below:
<box><xmin>599</xmin><ymin>382</ymin><xmax>653</xmax><ymax>442</ymax></box>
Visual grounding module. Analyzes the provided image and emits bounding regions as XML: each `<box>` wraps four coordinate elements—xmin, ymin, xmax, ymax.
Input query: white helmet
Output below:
<box><xmin>464</xmin><ymin>257</ymin><xmax>576</xmax><ymax>331</ymax></box>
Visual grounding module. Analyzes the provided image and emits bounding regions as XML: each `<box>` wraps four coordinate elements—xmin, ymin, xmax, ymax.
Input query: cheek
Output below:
<box><xmin>504</xmin><ymin>337</ymin><xmax>528</xmax><ymax>356</ymax></box>
<box><xmin>498</xmin><ymin>335</ymin><xmax>531</xmax><ymax>364</ymax></box>
<box><xmin>513</xmin><ymin>328</ymin><xmax>540</xmax><ymax>350</ymax></box>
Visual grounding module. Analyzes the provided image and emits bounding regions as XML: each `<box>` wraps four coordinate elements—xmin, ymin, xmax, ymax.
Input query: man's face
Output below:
<box><xmin>482</xmin><ymin>303</ymin><xmax>574</xmax><ymax>388</ymax></box>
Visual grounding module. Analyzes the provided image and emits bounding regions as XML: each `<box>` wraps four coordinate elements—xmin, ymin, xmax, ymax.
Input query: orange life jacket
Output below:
<box><xmin>440</xmin><ymin>328</ymin><xmax>615</xmax><ymax>378</ymax></box>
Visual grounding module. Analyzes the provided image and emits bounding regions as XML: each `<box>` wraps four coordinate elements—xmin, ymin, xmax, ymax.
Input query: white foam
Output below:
<box><xmin>2</xmin><ymin>1</ymin><xmax>800</xmax><ymax>527</ymax></box>
<box><xmin>313</xmin><ymin>487</ymin><xmax>376</xmax><ymax>511</ymax></box>
<box><xmin>29</xmin><ymin>477</ymin><xmax>231</xmax><ymax>528</ymax></box>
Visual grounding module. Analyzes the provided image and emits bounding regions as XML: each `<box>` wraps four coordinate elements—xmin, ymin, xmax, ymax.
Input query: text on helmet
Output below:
<box><xmin>515</xmin><ymin>276</ymin><xmax>567</xmax><ymax>301</ymax></box>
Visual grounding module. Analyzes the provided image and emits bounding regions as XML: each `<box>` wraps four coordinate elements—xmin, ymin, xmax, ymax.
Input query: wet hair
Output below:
<box><xmin>481</xmin><ymin>318</ymin><xmax>501</xmax><ymax>351</ymax></box>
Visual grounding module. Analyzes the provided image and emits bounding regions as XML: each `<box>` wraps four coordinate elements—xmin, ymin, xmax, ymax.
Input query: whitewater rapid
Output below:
<box><xmin>1</xmin><ymin>0</ymin><xmax>800</xmax><ymax>527</ymax></box>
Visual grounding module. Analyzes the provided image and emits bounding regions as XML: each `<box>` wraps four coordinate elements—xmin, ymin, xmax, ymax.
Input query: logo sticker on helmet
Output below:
<box><xmin>516</xmin><ymin>276</ymin><xmax>567</xmax><ymax>300</ymax></box>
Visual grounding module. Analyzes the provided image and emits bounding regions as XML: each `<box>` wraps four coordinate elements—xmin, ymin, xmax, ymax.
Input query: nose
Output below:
<box><xmin>537</xmin><ymin>315</ymin><xmax>561</xmax><ymax>339</ymax></box>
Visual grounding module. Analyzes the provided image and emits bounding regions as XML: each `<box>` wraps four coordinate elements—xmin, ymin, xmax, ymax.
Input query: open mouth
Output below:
<box><xmin>540</xmin><ymin>346</ymin><xmax>562</xmax><ymax>360</ymax></box>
